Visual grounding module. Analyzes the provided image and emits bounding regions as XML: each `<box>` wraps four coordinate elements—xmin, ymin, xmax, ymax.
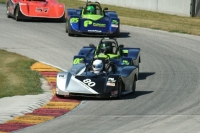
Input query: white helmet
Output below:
<box><xmin>92</xmin><ymin>59</ymin><xmax>103</xmax><ymax>74</ymax></box>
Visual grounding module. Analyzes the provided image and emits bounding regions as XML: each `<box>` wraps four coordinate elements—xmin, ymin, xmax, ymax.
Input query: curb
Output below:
<box><xmin>0</xmin><ymin>62</ymin><xmax>81</xmax><ymax>133</ymax></box>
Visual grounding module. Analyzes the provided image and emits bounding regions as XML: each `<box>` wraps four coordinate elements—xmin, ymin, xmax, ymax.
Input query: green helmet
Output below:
<box><xmin>100</xmin><ymin>42</ymin><xmax>112</xmax><ymax>54</ymax></box>
<box><xmin>87</xmin><ymin>5</ymin><xmax>95</xmax><ymax>14</ymax></box>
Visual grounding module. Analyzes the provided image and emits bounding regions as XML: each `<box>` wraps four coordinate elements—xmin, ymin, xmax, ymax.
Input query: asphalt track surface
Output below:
<box><xmin>1</xmin><ymin>4</ymin><xmax>200</xmax><ymax>133</ymax></box>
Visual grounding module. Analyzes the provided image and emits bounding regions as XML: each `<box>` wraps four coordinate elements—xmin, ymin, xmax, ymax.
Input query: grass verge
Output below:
<box><xmin>0</xmin><ymin>50</ymin><xmax>43</xmax><ymax>98</ymax></box>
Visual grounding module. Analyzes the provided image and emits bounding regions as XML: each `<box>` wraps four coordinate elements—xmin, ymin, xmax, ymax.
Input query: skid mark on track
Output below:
<box><xmin>0</xmin><ymin>62</ymin><xmax>81</xmax><ymax>133</ymax></box>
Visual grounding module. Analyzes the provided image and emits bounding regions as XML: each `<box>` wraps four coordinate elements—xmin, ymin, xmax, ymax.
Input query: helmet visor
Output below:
<box><xmin>93</xmin><ymin>64</ymin><xmax>103</xmax><ymax>69</ymax></box>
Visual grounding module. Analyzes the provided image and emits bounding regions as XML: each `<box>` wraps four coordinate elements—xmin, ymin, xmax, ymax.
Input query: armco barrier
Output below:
<box><xmin>82</xmin><ymin>0</ymin><xmax>192</xmax><ymax>16</ymax></box>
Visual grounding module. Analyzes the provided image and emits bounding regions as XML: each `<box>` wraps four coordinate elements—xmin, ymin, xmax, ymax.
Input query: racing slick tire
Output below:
<box><xmin>109</xmin><ymin>25</ymin><xmax>120</xmax><ymax>37</ymax></box>
<box><xmin>65</xmin><ymin>20</ymin><xmax>69</xmax><ymax>33</ymax></box>
<box><xmin>66</xmin><ymin>20</ymin><xmax>74</xmax><ymax>36</ymax></box>
<box><xmin>6</xmin><ymin>3</ymin><xmax>11</xmax><ymax>18</ymax></box>
<box><xmin>132</xmin><ymin>77</ymin><xmax>136</xmax><ymax>94</ymax></box>
<box><xmin>117</xmin><ymin>79</ymin><xmax>122</xmax><ymax>98</ymax></box>
<box><xmin>15</xmin><ymin>6</ymin><xmax>21</xmax><ymax>21</ymax></box>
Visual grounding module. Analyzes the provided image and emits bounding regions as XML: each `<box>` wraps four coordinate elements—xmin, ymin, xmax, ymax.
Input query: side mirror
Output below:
<box><xmin>103</xmin><ymin>7</ymin><xmax>108</xmax><ymax>10</ymax></box>
<box><xmin>119</xmin><ymin>44</ymin><xmax>124</xmax><ymax>48</ymax></box>
<box><xmin>79</xmin><ymin>6</ymin><xmax>83</xmax><ymax>9</ymax></box>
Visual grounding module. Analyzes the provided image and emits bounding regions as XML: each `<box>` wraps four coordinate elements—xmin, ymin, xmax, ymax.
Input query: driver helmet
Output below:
<box><xmin>92</xmin><ymin>59</ymin><xmax>103</xmax><ymax>74</ymax></box>
<box><xmin>87</xmin><ymin>5</ymin><xmax>95</xmax><ymax>14</ymax></box>
<box><xmin>101</xmin><ymin>42</ymin><xmax>112</xmax><ymax>54</ymax></box>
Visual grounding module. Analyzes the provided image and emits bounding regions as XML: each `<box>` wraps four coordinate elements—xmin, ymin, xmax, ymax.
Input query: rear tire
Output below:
<box><xmin>59</xmin><ymin>13</ymin><xmax>66</xmax><ymax>22</ymax></box>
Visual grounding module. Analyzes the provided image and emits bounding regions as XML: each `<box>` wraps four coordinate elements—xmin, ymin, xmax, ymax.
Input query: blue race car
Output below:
<box><xmin>65</xmin><ymin>1</ymin><xmax>120</xmax><ymax>37</ymax></box>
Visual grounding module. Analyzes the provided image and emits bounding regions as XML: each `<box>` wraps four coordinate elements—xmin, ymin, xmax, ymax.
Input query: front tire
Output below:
<box><xmin>132</xmin><ymin>78</ymin><xmax>136</xmax><ymax>94</ymax></box>
<box><xmin>15</xmin><ymin>6</ymin><xmax>20</xmax><ymax>21</ymax></box>
<box><xmin>117</xmin><ymin>79</ymin><xmax>122</xmax><ymax>98</ymax></box>
<box><xmin>110</xmin><ymin>26</ymin><xmax>120</xmax><ymax>37</ymax></box>
<box><xmin>66</xmin><ymin>20</ymin><xmax>74</xmax><ymax>36</ymax></box>
<box><xmin>6</xmin><ymin>3</ymin><xmax>11</xmax><ymax>18</ymax></box>
<box><xmin>65</xmin><ymin>20</ymin><xmax>69</xmax><ymax>33</ymax></box>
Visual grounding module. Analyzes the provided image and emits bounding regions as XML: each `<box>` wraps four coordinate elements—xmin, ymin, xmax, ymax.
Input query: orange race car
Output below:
<box><xmin>6</xmin><ymin>0</ymin><xmax>65</xmax><ymax>21</ymax></box>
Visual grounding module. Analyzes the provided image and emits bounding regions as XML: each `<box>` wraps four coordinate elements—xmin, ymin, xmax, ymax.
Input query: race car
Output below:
<box><xmin>73</xmin><ymin>38</ymin><xmax>141</xmax><ymax>71</ymax></box>
<box><xmin>56</xmin><ymin>54</ymin><xmax>139</xmax><ymax>98</ymax></box>
<box><xmin>65</xmin><ymin>1</ymin><xmax>120</xmax><ymax>37</ymax></box>
<box><xmin>6</xmin><ymin>0</ymin><xmax>65</xmax><ymax>21</ymax></box>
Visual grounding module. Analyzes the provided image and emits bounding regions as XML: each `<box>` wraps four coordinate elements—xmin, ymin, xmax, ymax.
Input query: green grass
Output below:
<box><xmin>0</xmin><ymin>50</ymin><xmax>43</xmax><ymax>98</ymax></box>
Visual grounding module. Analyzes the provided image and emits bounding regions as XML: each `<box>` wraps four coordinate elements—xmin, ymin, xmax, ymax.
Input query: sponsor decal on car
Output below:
<box><xmin>84</xmin><ymin>20</ymin><xmax>106</xmax><ymax>27</ymax></box>
<box><xmin>93</xmin><ymin>23</ymin><xmax>106</xmax><ymax>27</ymax></box>
<box><xmin>121</xmin><ymin>60</ymin><xmax>130</xmax><ymax>65</ymax></box>
<box><xmin>111</xmin><ymin>24</ymin><xmax>118</xmax><ymax>28</ymax></box>
<box><xmin>84</xmin><ymin>20</ymin><xmax>93</xmax><ymax>27</ymax></box>
<box><xmin>59</xmin><ymin>74</ymin><xmax>65</xmax><ymax>78</ymax></box>
<box><xmin>111</xmin><ymin>20</ymin><xmax>119</xmax><ymax>27</ymax></box>
<box><xmin>106</xmin><ymin>78</ymin><xmax>116</xmax><ymax>86</ymax></box>
<box><xmin>88</xmin><ymin>30</ymin><xmax>102</xmax><ymax>33</ymax></box>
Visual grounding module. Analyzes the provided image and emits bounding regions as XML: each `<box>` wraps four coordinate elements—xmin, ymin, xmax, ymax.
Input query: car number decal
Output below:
<box><xmin>70</xmin><ymin>18</ymin><xmax>79</xmax><ymax>23</ymax></box>
<box><xmin>83</xmin><ymin>79</ymin><xmax>96</xmax><ymax>87</ymax></box>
